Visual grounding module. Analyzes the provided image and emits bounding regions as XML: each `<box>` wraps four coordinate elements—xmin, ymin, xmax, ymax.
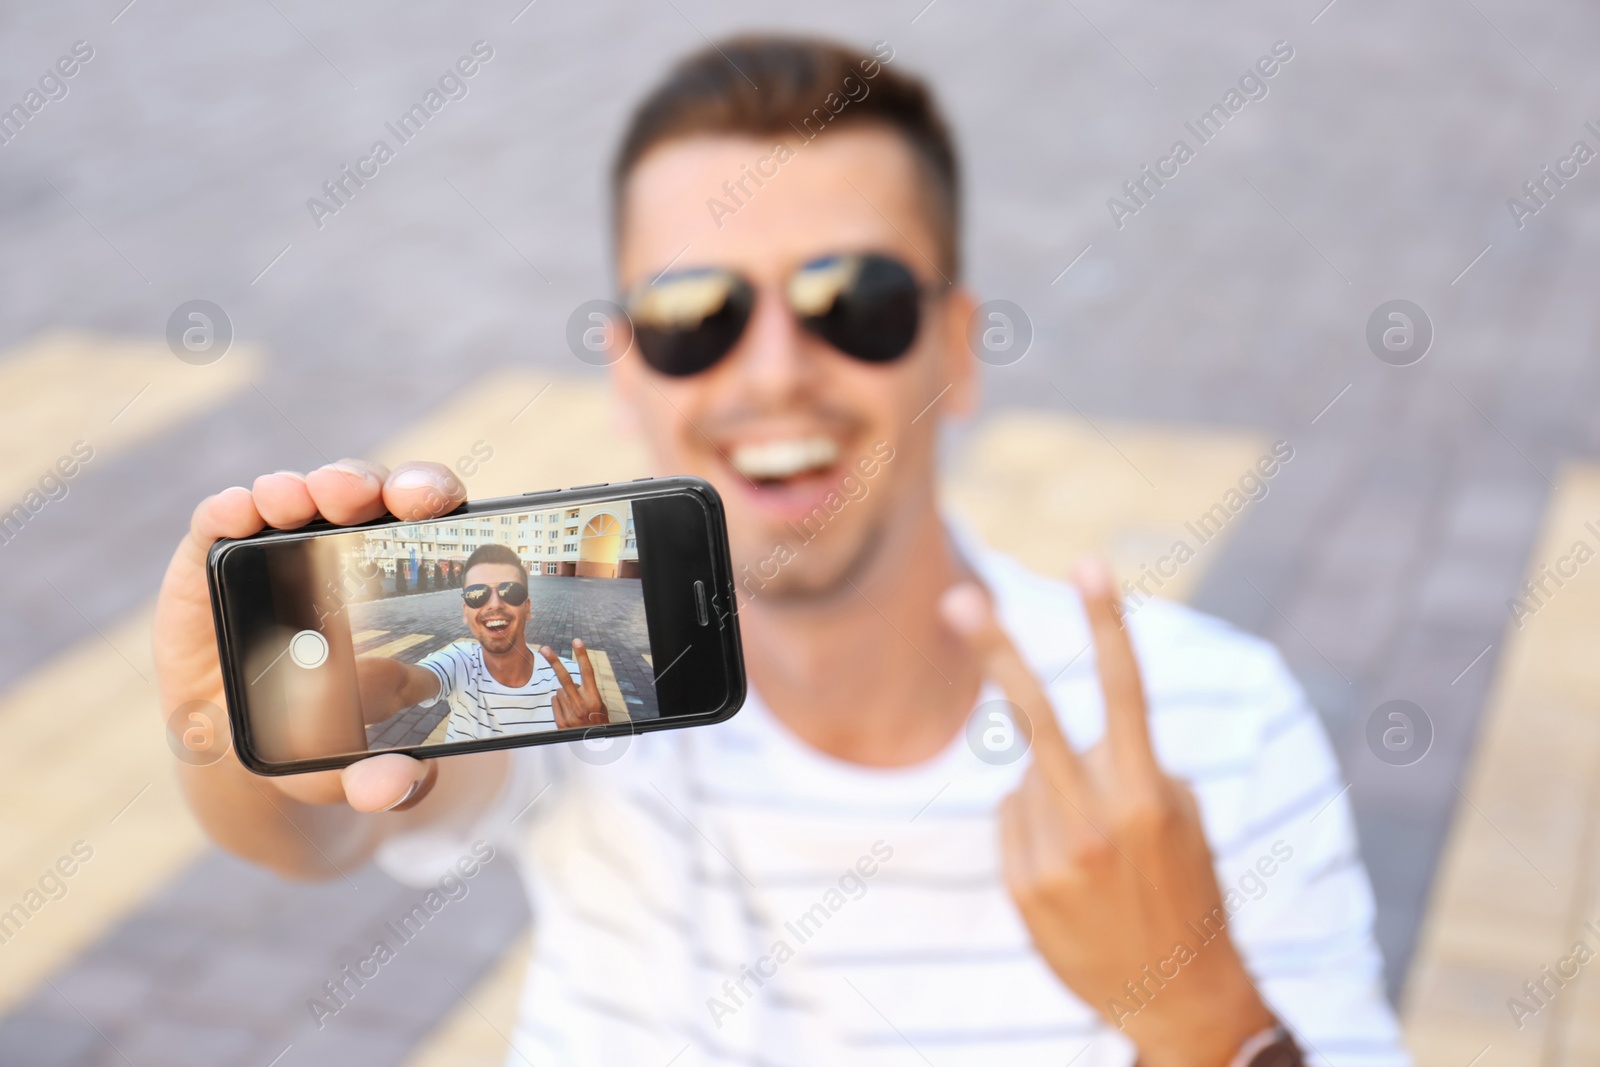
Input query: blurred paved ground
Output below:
<box><xmin>0</xmin><ymin>0</ymin><xmax>1596</xmax><ymax>1063</ymax></box>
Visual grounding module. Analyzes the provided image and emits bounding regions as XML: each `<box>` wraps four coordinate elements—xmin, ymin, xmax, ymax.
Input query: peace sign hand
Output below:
<box><xmin>940</xmin><ymin>560</ymin><xmax>1275</xmax><ymax>1067</ymax></box>
<box><xmin>540</xmin><ymin>639</ymin><xmax>611</xmax><ymax>730</ymax></box>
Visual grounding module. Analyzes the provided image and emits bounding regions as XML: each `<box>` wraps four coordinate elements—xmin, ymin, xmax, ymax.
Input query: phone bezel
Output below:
<box><xmin>207</xmin><ymin>475</ymin><xmax>745</xmax><ymax>775</ymax></box>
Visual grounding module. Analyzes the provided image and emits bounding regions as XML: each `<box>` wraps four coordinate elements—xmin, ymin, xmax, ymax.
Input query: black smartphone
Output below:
<box><xmin>207</xmin><ymin>475</ymin><xmax>745</xmax><ymax>774</ymax></box>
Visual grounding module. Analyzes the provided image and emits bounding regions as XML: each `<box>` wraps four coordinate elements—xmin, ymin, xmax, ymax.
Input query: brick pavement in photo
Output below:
<box><xmin>3</xmin><ymin>0</ymin><xmax>1598</xmax><ymax>1062</ymax></box>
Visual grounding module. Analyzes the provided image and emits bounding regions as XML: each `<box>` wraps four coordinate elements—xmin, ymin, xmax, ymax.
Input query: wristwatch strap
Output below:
<box><xmin>1228</xmin><ymin>1024</ymin><xmax>1302</xmax><ymax>1067</ymax></box>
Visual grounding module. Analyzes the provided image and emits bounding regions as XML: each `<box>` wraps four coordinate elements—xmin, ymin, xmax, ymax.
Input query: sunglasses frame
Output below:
<box><xmin>461</xmin><ymin>580</ymin><xmax>529</xmax><ymax>609</ymax></box>
<box><xmin>622</xmin><ymin>252</ymin><xmax>950</xmax><ymax>378</ymax></box>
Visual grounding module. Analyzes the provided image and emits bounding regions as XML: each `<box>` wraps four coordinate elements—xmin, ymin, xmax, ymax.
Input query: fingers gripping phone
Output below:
<box><xmin>207</xmin><ymin>476</ymin><xmax>745</xmax><ymax>774</ymax></box>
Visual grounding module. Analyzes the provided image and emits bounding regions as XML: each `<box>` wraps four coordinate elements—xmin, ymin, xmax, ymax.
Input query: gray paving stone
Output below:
<box><xmin>4</xmin><ymin>0</ymin><xmax>1598</xmax><ymax>1050</ymax></box>
<box><xmin>0</xmin><ymin>1014</ymin><xmax>106</xmax><ymax>1067</ymax></box>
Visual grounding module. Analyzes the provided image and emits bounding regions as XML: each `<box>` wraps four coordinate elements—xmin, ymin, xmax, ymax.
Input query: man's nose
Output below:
<box><xmin>731</xmin><ymin>283</ymin><xmax>817</xmax><ymax>400</ymax></box>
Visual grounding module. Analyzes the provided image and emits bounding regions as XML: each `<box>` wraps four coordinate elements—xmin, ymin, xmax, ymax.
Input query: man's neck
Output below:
<box><xmin>738</xmin><ymin>496</ymin><xmax>984</xmax><ymax>768</ymax></box>
<box><xmin>482</xmin><ymin>641</ymin><xmax>536</xmax><ymax>688</ymax></box>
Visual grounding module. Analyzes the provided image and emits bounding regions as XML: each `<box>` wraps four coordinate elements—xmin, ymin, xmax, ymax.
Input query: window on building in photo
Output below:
<box><xmin>545</xmin><ymin>563</ymin><xmax>557</xmax><ymax>575</ymax></box>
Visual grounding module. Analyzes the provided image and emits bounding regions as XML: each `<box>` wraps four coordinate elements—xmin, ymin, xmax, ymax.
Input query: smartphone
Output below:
<box><xmin>207</xmin><ymin>475</ymin><xmax>745</xmax><ymax>774</ymax></box>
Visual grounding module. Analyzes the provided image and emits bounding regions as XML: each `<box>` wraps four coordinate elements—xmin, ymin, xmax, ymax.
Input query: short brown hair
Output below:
<box><xmin>463</xmin><ymin>543</ymin><xmax>525</xmax><ymax>583</ymax></box>
<box><xmin>612</xmin><ymin>35</ymin><xmax>962</xmax><ymax>276</ymax></box>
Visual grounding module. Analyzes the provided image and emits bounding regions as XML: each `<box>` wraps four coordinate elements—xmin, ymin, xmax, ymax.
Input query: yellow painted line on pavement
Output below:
<box><xmin>0</xmin><ymin>329</ymin><xmax>256</xmax><ymax>509</ymax></box>
<box><xmin>352</xmin><ymin>629</ymin><xmax>390</xmax><ymax>645</ymax></box>
<box><xmin>941</xmin><ymin>408</ymin><xmax>1270</xmax><ymax>597</ymax></box>
<box><xmin>0</xmin><ymin>606</ymin><xmax>202</xmax><ymax>1013</ymax></box>
<box><xmin>365</xmin><ymin>633</ymin><xmax>434</xmax><ymax>659</ymax></box>
<box><xmin>1403</xmin><ymin>465</ymin><xmax>1600</xmax><ymax>1064</ymax></box>
<box><xmin>369</xmin><ymin>369</ymin><xmax>652</xmax><ymax>495</ymax></box>
<box><xmin>0</xmin><ymin>370</ymin><xmax>641</xmax><ymax>1014</ymax></box>
<box><xmin>0</xmin><ymin>354</ymin><xmax>1279</xmax><ymax>1043</ymax></box>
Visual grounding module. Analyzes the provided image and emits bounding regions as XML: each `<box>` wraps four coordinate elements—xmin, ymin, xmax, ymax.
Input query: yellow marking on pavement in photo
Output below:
<box><xmin>0</xmin><ymin>606</ymin><xmax>204</xmax><ymax>1014</ymax></box>
<box><xmin>1403</xmin><ymin>465</ymin><xmax>1600</xmax><ymax>1064</ymax></box>
<box><xmin>364</xmin><ymin>633</ymin><xmax>434</xmax><ymax>659</ymax></box>
<box><xmin>0</xmin><ymin>329</ymin><xmax>256</xmax><ymax>508</ymax></box>
<box><xmin>404</xmin><ymin>932</ymin><xmax>533</xmax><ymax>1067</ymax></box>
<box><xmin>642</xmin><ymin>653</ymin><xmax>653</xmax><ymax>667</ymax></box>
<box><xmin>583</xmin><ymin>648</ymin><xmax>630</xmax><ymax>723</ymax></box>
<box><xmin>351</xmin><ymin>629</ymin><xmax>390</xmax><ymax>644</ymax></box>
<box><xmin>423</xmin><ymin>711</ymin><xmax>451</xmax><ymax>746</ymax></box>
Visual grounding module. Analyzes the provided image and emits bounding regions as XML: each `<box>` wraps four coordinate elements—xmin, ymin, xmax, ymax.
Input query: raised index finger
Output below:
<box><xmin>940</xmin><ymin>583</ymin><xmax>1088</xmax><ymax>799</ymax></box>
<box><xmin>1072</xmin><ymin>558</ymin><xmax>1158</xmax><ymax>780</ymax></box>
<box><xmin>570</xmin><ymin>639</ymin><xmax>602</xmax><ymax>700</ymax></box>
<box><xmin>539</xmin><ymin>644</ymin><xmax>583</xmax><ymax>704</ymax></box>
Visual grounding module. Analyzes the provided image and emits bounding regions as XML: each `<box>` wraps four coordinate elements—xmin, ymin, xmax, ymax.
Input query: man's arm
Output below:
<box><xmin>152</xmin><ymin>459</ymin><xmax>507</xmax><ymax>879</ymax></box>
<box><xmin>355</xmin><ymin>656</ymin><xmax>442</xmax><ymax>724</ymax></box>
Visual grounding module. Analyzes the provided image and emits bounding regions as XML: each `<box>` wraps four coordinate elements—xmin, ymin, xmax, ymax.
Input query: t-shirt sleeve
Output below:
<box><xmin>414</xmin><ymin>644</ymin><xmax>461</xmax><ymax>708</ymax></box>
<box><xmin>1215</xmin><ymin>652</ymin><xmax>1411</xmax><ymax>1065</ymax></box>
<box><xmin>373</xmin><ymin>742</ymin><xmax>567</xmax><ymax>887</ymax></box>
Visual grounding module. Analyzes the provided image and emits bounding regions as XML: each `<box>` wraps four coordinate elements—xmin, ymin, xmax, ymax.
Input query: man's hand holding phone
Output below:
<box><xmin>152</xmin><ymin>460</ymin><xmax>493</xmax><ymax>846</ymax></box>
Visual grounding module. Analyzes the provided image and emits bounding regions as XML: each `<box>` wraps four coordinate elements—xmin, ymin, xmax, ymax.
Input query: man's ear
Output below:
<box><xmin>940</xmin><ymin>285</ymin><xmax>981</xmax><ymax>419</ymax></box>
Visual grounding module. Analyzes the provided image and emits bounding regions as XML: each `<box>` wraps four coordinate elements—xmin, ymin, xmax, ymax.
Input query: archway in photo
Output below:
<box><xmin>576</xmin><ymin>512</ymin><xmax>623</xmax><ymax>578</ymax></box>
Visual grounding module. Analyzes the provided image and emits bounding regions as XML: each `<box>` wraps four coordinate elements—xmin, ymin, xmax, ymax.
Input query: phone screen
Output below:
<box><xmin>214</xmin><ymin>484</ymin><xmax>739</xmax><ymax>770</ymax></box>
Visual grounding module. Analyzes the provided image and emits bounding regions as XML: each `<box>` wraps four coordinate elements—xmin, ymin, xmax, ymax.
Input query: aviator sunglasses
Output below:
<box><xmin>624</xmin><ymin>252</ymin><xmax>944</xmax><ymax>378</ymax></box>
<box><xmin>462</xmin><ymin>581</ymin><xmax>529</xmax><ymax>609</ymax></box>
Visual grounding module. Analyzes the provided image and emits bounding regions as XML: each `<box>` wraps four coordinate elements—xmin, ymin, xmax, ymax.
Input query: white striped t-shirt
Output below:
<box><xmin>378</xmin><ymin>538</ymin><xmax>1409</xmax><ymax>1067</ymax></box>
<box><xmin>416</xmin><ymin>640</ymin><xmax>582</xmax><ymax>742</ymax></box>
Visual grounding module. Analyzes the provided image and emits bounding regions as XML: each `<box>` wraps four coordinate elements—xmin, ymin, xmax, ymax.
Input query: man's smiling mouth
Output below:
<box><xmin>730</xmin><ymin>435</ymin><xmax>840</xmax><ymax>484</ymax></box>
<box><xmin>482</xmin><ymin>617</ymin><xmax>512</xmax><ymax>633</ymax></box>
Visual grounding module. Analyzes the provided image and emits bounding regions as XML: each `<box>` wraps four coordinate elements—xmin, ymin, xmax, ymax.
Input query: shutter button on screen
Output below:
<box><xmin>289</xmin><ymin>629</ymin><xmax>330</xmax><ymax>669</ymax></box>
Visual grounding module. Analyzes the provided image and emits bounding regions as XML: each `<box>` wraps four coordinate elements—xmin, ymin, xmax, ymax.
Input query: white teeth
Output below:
<box><xmin>730</xmin><ymin>437</ymin><xmax>840</xmax><ymax>480</ymax></box>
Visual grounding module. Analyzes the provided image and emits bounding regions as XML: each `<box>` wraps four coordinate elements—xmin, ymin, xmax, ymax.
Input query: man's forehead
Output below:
<box><xmin>617</xmin><ymin>126</ymin><xmax>937</xmax><ymax>287</ymax></box>
<box><xmin>465</xmin><ymin>562</ymin><xmax>525</xmax><ymax>585</ymax></box>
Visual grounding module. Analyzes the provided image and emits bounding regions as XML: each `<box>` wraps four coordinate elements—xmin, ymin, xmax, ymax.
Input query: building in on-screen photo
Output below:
<box><xmin>352</xmin><ymin>501</ymin><xmax>638</xmax><ymax>591</ymax></box>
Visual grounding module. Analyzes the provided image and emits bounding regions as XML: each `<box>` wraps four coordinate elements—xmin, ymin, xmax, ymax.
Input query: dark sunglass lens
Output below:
<box><xmin>627</xmin><ymin>269</ymin><xmax>755</xmax><ymax>377</ymax></box>
<box><xmin>498</xmin><ymin>582</ymin><xmax>529</xmax><ymax>606</ymax></box>
<box><xmin>462</xmin><ymin>584</ymin><xmax>490</xmax><ymax>608</ymax></box>
<box><xmin>793</xmin><ymin>254</ymin><xmax>920</xmax><ymax>363</ymax></box>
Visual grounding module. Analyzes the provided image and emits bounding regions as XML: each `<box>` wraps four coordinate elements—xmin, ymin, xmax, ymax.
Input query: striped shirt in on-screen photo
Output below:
<box><xmin>416</xmin><ymin>639</ymin><xmax>582</xmax><ymax>742</ymax></box>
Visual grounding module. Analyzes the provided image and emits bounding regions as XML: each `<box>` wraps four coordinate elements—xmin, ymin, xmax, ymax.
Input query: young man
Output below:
<box><xmin>354</xmin><ymin>543</ymin><xmax>611</xmax><ymax>745</ymax></box>
<box><xmin>152</xmin><ymin>36</ymin><xmax>1407</xmax><ymax>1067</ymax></box>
